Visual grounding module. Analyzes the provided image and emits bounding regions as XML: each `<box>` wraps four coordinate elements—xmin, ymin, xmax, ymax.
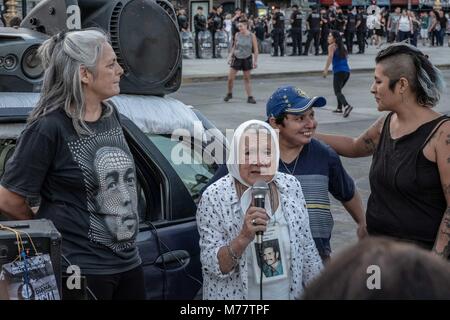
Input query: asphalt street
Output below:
<box><xmin>170</xmin><ymin>70</ymin><xmax>450</xmax><ymax>254</ymax></box>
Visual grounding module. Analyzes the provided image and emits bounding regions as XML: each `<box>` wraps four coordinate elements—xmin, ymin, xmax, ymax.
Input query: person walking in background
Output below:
<box><xmin>437</xmin><ymin>10</ymin><xmax>447</xmax><ymax>47</ymax></box>
<box><xmin>323</xmin><ymin>31</ymin><xmax>353</xmax><ymax>117</ymax></box>
<box><xmin>428</xmin><ymin>10</ymin><xmax>439</xmax><ymax>47</ymax></box>
<box><xmin>224</xmin><ymin>13</ymin><xmax>233</xmax><ymax>48</ymax></box>
<box><xmin>420</xmin><ymin>11</ymin><xmax>430</xmax><ymax>46</ymax></box>
<box><xmin>409</xmin><ymin>11</ymin><xmax>420</xmax><ymax>47</ymax></box>
<box><xmin>396</xmin><ymin>9</ymin><xmax>412</xmax><ymax>43</ymax></box>
<box><xmin>224</xmin><ymin>19</ymin><xmax>258</xmax><ymax>104</ymax></box>
<box><xmin>387</xmin><ymin>7</ymin><xmax>401</xmax><ymax>43</ymax></box>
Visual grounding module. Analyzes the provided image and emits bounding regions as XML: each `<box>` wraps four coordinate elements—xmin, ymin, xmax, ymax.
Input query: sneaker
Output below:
<box><xmin>343</xmin><ymin>105</ymin><xmax>353</xmax><ymax>118</ymax></box>
<box><xmin>224</xmin><ymin>93</ymin><xmax>232</xmax><ymax>102</ymax></box>
<box><xmin>332</xmin><ymin>108</ymin><xmax>343</xmax><ymax>113</ymax></box>
<box><xmin>247</xmin><ymin>96</ymin><xmax>256</xmax><ymax>104</ymax></box>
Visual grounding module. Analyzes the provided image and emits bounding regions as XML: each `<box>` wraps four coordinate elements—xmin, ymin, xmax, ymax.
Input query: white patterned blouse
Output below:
<box><xmin>196</xmin><ymin>172</ymin><xmax>323</xmax><ymax>300</ymax></box>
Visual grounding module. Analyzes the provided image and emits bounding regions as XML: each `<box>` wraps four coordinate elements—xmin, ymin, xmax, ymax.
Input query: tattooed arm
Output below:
<box><xmin>432</xmin><ymin>122</ymin><xmax>450</xmax><ymax>259</ymax></box>
<box><xmin>314</xmin><ymin>115</ymin><xmax>386</xmax><ymax>158</ymax></box>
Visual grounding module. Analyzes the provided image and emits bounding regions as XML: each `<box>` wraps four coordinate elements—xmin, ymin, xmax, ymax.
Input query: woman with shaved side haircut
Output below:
<box><xmin>316</xmin><ymin>43</ymin><xmax>450</xmax><ymax>260</ymax></box>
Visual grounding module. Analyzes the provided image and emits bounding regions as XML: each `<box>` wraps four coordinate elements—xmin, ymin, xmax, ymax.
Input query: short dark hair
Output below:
<box><xmin>303</xmin><ymin>237</ymin><xmax>450</xmax><ymax>299</ymax></box>
<box><xmin>375</xmin><ymin>43</ymin><xmax>445</xmax><ymax>107</ymax></box>
<box><xmin>292</xmin><ymin>4</ymin><xmax>299</xmax><ymax>9</ymax></box>
<box><xmin>197</xmin><ymin>6</ymin><xmax>203</xmax><ymax>10</ymax></box>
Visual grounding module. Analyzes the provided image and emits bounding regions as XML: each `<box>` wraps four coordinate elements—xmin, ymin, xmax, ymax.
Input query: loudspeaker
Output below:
<box><xmin>21</xmin><ymin>0</ymin><xmax>182</xmax><ymax>96</ymax></box>
<box><xmin>0</xmin><ymin>28</ymin><xmax>49</xmax><ymax>92</ymax></box>
<box><xmin>81</xmin><ymin>0</ymin><xmax>182</xmax><ymax>96</ymax></box>
<box><xmin>20</xmin><ymin>0</ymin><xmax>79</xmax><ymax>35</ymax></box>
<box><xmin>0</xmin><ymin>219</ymin><xmax>62</xmax><ymax>296</ymax></box>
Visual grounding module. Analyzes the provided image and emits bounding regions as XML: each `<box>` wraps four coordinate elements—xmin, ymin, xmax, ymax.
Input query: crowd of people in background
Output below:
<box><xmin>176</xmin><ymin>3</ymin><xmax>450</xmax><ymax>59</ymax></box>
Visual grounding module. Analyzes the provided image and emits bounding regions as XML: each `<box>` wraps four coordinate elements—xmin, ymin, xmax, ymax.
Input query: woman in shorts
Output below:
<box><xmin>224</xmin><ymin>19</ymin><xmax>259</xmax><ymax>104</ymax></box>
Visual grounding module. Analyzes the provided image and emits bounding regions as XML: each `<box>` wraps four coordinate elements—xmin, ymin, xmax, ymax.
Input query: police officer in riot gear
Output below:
<box><xmin>272</xmin><ymin>6</ymin><xmax>285</xmax><ymax>56</ymax></box>
<box><xmin>177</xmin><ymin>8</ymin><xmax>189</xmax><ymax>31</ymax></box>
<box><xmin>208</xmin><ymin>6</ymin><xmax>224</xmax><ymax>58</ymax></box>
<box><xmin>289</xmin><ymin>5</ymin><xmax>303</xmax><ymax>56</ymax></box>
<box><xmin>194</xmin><ymin>6</ymin><xmax>207</xmax><ymax>58</ymax></box>
<box><xmin>303</xmin><ymin>5</ymin><xmax>321</xmax><ymax>56</ymax></box>
<box><xmin>335</xmin><ymin>7</ymin><xmax>346</xmax><ymax>34</ymax></box>
<box><xmin>356</xmin><ymin>6</ymin><xmax>367</xmax><ymax>54</ymax></box>
<box><xmin>320</xmin><ymin>7</ymin><xmax>330</xmax><ymax>55</ymax></box>
<box><xmin>345</xmin><ymin>7</ymin><xmax>357</xmax><ymax>54</ymax></box>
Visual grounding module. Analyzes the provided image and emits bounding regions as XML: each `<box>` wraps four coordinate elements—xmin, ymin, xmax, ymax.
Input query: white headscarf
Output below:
<box><xmin>226</xmin><ymin>120</ymin><xmax>280</xmax><ymax>215</ymax></box>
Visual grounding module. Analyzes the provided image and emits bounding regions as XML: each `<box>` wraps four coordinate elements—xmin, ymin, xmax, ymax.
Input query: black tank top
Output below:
<box><xmin>367</xmin><ymin>112</ymin><xmax>449</xmax><ymax>249</ymax></box>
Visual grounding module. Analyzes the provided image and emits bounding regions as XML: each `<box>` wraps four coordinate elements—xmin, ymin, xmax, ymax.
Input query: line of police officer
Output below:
<box><xmin>191</xmin><ymin>6</ymin><xmax>225</xmax><ymax>59</ymax></box>
<box><xmin>273</xmin><ymin>5</ymin><xmax>369</xmax><ymax>57</ymax></box>
<box><xmin>302</xmin><ymin>5</ymin><xmax>368</xmax><ymax>56</ymax></box>
<box><xmin>185</xmin><ymin>5</ymin><xmax>370</xmax><ymax>59</ymax></box>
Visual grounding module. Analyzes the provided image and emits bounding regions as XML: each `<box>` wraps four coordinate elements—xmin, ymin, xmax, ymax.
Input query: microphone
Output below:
<box><xmin>252</xmin><ymin>180</ymin><xmax>269</xmax><ymax>245</ymax></box>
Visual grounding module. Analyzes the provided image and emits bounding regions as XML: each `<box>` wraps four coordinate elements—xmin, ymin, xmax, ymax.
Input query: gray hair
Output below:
<box><xmin>28</xmin><ymin>28</ymin><xmax>113</xmax><ymax>135</ymax></box>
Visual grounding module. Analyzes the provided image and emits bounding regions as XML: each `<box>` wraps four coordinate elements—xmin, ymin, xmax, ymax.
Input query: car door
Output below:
<box><xmin>121</xmin><ymin>116</ymin><xmax>216</xmax><ymax>299</ymax></box>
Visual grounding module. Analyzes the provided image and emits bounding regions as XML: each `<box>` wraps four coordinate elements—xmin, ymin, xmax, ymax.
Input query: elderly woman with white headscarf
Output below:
<box><xmin>196</xmin><ymin>120</ymin><xmax>322</xmax><ymax>300</ymax></box>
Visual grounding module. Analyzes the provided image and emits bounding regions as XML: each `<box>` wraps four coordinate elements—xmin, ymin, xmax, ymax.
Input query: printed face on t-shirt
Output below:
<box><xmin>94</xmin><ymin>146</ymin><xmax>138</xmax><ymax>243</ymax></box>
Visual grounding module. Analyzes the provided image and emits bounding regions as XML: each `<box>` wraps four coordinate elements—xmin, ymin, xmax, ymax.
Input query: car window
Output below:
<box><xmin>146</xmin><ymin>134</ymin><xmax>216</xmax><ymax>203</ymax></box>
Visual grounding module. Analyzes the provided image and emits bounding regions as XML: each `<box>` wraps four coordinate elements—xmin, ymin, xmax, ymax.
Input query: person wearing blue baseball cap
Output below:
<box><xmin>203</xmin><ymin>86</ymin><xmax>367</xmax><ymax>261</ymax></box>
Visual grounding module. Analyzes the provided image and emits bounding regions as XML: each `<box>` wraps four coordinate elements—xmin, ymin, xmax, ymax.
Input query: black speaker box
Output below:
<box><xmin>0</xmin><ymin>28</ymin><xmax>49</xmax><ymax>92</ymax></box>
<box><xmin>80</xmin><ymin>0</ymin><xmax>182</xmax><ymax>96</ymax></box>
<box><xmin>0</xmin><ymin>219</ymin><xmax>62</xmax><ymax>297</ymax></box>
<box><xmin>20</xmin><ymin>0</ymin><xmax>182</xmax><ymax>96</ymax></box>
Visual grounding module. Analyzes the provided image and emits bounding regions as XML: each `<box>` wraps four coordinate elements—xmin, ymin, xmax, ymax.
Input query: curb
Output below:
<box><xmin>182</xmin><ymin>64</ymin><xmax>450</xmax><ymax>84</ymax></box>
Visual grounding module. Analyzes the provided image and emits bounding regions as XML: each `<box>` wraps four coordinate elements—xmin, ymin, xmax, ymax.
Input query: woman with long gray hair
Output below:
<box><xmin>0</xmin><ymin>28</ymin><xmax>146</xmax><ymax>299</ymax></box>
<box><xmin>316</xmin><ymin>43</ymin><xmax>450</xmax><ymax>260</ymax></box>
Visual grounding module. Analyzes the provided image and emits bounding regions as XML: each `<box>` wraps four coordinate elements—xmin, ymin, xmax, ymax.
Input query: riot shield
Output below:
<box><xmin>198</xmin><ymin>30</ymin><xmax>213</xmax><ymax>59</ymax></box>
<box><xmin>214</xmin><ymin>30</ymin><xmax>229</xmax><ymax>58</ymax></box>
<box><xmin>181</xmin><ymin>31</ymin><xmax>195</xmax><ymax>59</ymax></box>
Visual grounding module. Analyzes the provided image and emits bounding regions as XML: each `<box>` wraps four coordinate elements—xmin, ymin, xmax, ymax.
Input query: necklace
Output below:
<box><xmin>281</xmin><ymin>153</ymin><xmax>300</xmax><ymax>175</ymax></box>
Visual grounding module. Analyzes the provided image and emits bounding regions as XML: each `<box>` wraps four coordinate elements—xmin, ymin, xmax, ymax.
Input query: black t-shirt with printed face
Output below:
<box><xmin>1</xmin><ymin>106</ymin><xmax>141</xmax><ymax>275</ymax></box>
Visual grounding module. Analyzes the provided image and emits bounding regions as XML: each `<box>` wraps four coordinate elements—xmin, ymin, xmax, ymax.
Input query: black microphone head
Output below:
<box><xmin>252</xmin><ymin>180</ymin><xmax>269</xmax><ymax>197</ymax></box>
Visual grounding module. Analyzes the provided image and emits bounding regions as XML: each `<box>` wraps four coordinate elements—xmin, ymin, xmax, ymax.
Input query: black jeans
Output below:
<box><xmin>333</xmin><ymin>71</ymin><xmax>350</xmax><ymax>109</ymax></box>
<box><xmin>86</xmin><ymin>265</ymin><xmax>146</xmax><ymax>300</ymax></box>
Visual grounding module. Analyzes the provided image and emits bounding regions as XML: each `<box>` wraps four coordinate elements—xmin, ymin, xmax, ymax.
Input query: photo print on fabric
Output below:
<box><xmin>68</xmin><ymin>127</ymin><xmax>139</xmax><ymax>256</ymax></box>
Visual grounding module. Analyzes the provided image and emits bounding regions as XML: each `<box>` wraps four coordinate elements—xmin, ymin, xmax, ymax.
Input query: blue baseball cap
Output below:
<box><xmin>266</xmin><ymin>86</ymin><xmax>327</xmax><ymax>118</ymax></box>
